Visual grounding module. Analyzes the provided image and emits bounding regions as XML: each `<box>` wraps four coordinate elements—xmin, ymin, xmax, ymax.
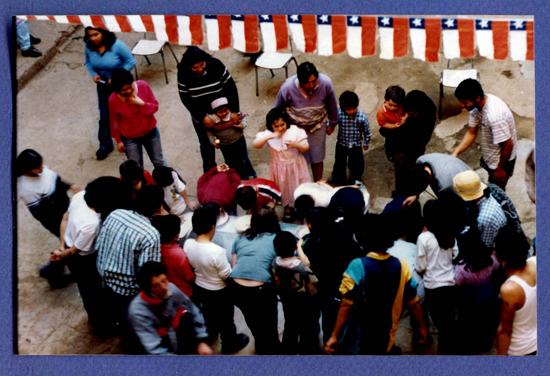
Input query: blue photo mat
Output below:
<box><xmin>1</xmin><ymin>1</ymin><xmax>547</xmax><ymax>375</ymax></box>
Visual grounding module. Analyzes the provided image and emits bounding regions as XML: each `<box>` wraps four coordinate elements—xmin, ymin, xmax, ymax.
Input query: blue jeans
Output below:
<box><xmin>121</xmin><ymin>127</ymin><xmax>167</xmax><ymax>168</ymax></box>
<box><xmin>220</xmin><ymin>136</ymin><xmax>256</xmax><ymax>180</ymax></box>
<box><xmin>16</xmin><ymin>19</ymin><xmax>31</xmax><ymax>50</ymax></box>
<box><xmin>97</xmin><ymin>83</ymin><xmax>115</xmax><ymax>150</ymax></box>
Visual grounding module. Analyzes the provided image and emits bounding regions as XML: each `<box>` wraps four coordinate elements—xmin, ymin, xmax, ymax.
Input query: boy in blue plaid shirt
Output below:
<box><xmin>329</xmin><ymin>91</ymin><xmax>371</xmax><ymax>186</ymax></box>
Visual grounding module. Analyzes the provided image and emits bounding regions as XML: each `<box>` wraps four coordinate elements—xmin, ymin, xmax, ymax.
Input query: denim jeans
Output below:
<box><xmin>97</xmin><ymin>83</ymin><xmax>115</xmax><ymax>150</ymax></box>
<box><xmin>16</xmin><ymin>19</ymin><xmax>31</xmax><ymax>50</ymax></box>
<box><xmin>220</xmin><ymin>136</ymin><xmax>257</xmax><ymax>180</ymax></box>
<box><xmin>121</xmin><ymin>127</ymin><xmax>167</xmax><ymax>168</ymax></box>
<box><xmin>191</xmin><ymin>117</ymin><xmax>217</xmax><ymax>173</ymax></box>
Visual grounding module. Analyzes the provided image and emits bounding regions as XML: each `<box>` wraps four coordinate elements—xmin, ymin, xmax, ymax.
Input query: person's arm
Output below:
<box><xmin>58</xmin><ymin>211</ymin><xmax>69</xmax><ymax>251</ymax></box>
<box><xmin>325</xmin><ymin>298</ymin><xmax>353</xmax><ymax>354</ymax></box>
<box><xmin>180</xmin><ymin>255</ymin><xmax>196</xmax><ymax>284</ymax></box>
<box><xmin>492</xmin><ymin>138</ymin><xmax>514</xmax><ymax>184</ymax></box>
<box><xmin>274</xmin><ymin>85</ymin><xmax>288</xmax><ymax>109</ymax></box>
<box><xmin>296</xmin><ymin>238</ymin><xmax>311</xmax><ymax>267</ymax></box>
<box><xmin>116</xmin><ymin>40</ymin><xmax>137</xmax><ymax>72</ymax></box>
<box><xmin>253</xmin><ymin>131</ymin><xmax>277</xmax><ymax>149</ymax></box>
<box><xmin>326</xmin><ymin>83</ymin><xmax>339</xmax><ymax>128</ymax></box>
<box><xmin>362</xmin><ymin>115</ymin><xmax>371</xmax><ymax>150</ymax></box>
<box><xmin>232</xmin><ymin>253</ymin><xmax>237</xmax><ymax>268</ymax></box>
<box><xmin>215</xmin><ymin>251</ymin><xmax>232</xmax><ymax>280</ymax></box>
<box><xmin>85</xmin><ymin>47</ymin><xmax>101</xmax><ymax>81</ymax></box>
<box><xmin>133</xmin><ymin>83</ymin><xmax>159</xmax><ymax>115</ymax></box>
<box><xmin>407</xmin><ymin>299</ymin><xmax>427</xmax><ymax>344</ymax></box>
<box><xmin>452</xmin><ymin>126</ymin><xmax>478</xmax><ymax>158</ymax></box>
<box><xmin>415</xmin><ymin>236</ymin><xmax>427</xmax><ymax>275</ymax></box>
<box><xmin>197</xmin><ymin>166</ymin><xmax>219</xmax><ymax>193</ymax></box>
<box><xmin>227</xmin><ymin>168</ymin><xmax>242</xmax><ymax>191</ymax></box>
<box><xmin>285</xmin><ymin>138</ymin><xmax>309</xmax><ymax>153</ymax></box>
<box><xmin>138</xmin><ymin>235</ymin><xmax>162</xmax><ymax>268</ymax></box>
<box><xmin>217</xmin><ymin>62</ymin><xmax>240</xmax><ymax>113</ymax></box>
<box><xmin>129</xmin><ymin>311</ymin><xmax>173</xmax><ymax>355</ymax></box>
<box><xmin>496</xmin><ymin>282</ymin><xmax>522</xmax><ymax>355</ymax></box>
<box><xmin>109</xmin><ymin>96</ymin><xmax>125</xmax><ymax>152</ymax></box>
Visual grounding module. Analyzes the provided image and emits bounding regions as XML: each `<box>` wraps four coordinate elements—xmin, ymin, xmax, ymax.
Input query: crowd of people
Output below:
<box><xmin>17</xmin><ymin>27</ymin><xmax>536</xmax><ymax>356</ymax></box>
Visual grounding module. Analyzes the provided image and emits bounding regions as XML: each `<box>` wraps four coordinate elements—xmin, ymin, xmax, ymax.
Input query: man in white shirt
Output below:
<box><xmin>452</xmin><ymin>79</ymin><xmax>517</xmax><ymax>190</ymax></box>
<box><xmin>184</xmin><ymin>207</ymin><xmax>249</xmax><ymax>354</ymax></box>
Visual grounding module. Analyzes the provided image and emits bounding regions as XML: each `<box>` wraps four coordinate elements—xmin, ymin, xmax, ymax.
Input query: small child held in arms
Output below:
<box><xmin>376</xmin><ymin>85</ymin><xmax>408</xmax><ymax>130</ymax></box>
<box><xmin>205</xmin><ymin>97</ymin><xmax>256</xmax><ymax>180</ymax></box>
<box><xmin>330</xmin><ymin>91</ymin><xmax>371</xmax><ymax>186</ymax></box>
<box><xmin>151</xmin><ymin>214</ymin><xmax>195</xmax><ymax>299</ymax></box>
<box><xmin>272</xmin><ymin>231</ymin><xmax>320</xmax><ymax>355</ymax></box>
<box><xmin>152</xmin><ymin>166</ymin><xmax>199</xmax><ymax>220</ymax></box>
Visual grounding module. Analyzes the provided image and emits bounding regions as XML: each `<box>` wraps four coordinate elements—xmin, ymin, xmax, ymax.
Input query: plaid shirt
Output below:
<box><xmin>477</xmin><ymin>194</ymin><xmax>507</xmax><ymax>248</ymax></box>
<box><xmin>336</xmin><ymin>109</ymin><xmax>371</xmax><ymax>149</ymax></box>
<box><xmin>96</xmin><ymin>209</ymin><xmax>161</xmax><ymax>296</ymax></box>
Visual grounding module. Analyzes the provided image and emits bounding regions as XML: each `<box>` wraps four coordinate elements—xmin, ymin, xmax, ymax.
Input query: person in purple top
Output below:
<box><xmin>84</xmin><ymin>27</ymin><xmax>136</xmax><ymax>161</ymax></box>
<box><xmin>275</xmin><ymin>62</ymin><xmax>338</xmax><ymax>181</ymax></box>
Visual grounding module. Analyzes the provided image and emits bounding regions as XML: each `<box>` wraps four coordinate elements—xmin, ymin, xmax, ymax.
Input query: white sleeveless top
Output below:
<box><xmin>506</xmin><ymin>257</ymin><xmax>537</xmax><ymax>356</ymax></box>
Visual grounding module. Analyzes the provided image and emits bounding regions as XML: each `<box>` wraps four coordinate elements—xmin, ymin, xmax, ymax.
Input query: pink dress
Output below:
<box><xmin>255</xmin><ymin>125</ymin><xmax>312</xmax><ymax>207</ymax></box>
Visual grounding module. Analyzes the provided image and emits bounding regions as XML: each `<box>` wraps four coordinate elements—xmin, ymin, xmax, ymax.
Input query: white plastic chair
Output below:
<box><xmin>254</xmin><ymin>41</ymin><xmax>298</xmax><ymax>96</ymax></box>
<box><xmin>132</xmin><ymin>36</ymin><xmax>179</xmax><ymax>84</ymax></box>
<box><xmin>439</xmin><ymin>59</ymin><xmax>480</xmax><ymax>118</ymax></box>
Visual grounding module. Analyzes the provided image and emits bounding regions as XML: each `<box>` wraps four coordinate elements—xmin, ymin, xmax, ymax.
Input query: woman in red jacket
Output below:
<box><xmin>109</xmin><ymin>68</ymin><xmax>167</xmax><ymax>168</ymax></box>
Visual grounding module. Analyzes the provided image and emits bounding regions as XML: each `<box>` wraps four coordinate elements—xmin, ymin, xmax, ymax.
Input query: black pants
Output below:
<box><xmin>194</xmin><ymin>285</ymin><xmax>239</xmax><ymax>345</ymax></box>
<box><xmin>231</xmin><ymin>281</ymin><xmax>280</xmax><ymax>354</ymax></box>
<box><xmin>393</xmin><ymin>148</ymin><xmax>424</xmax><ymax>194</ymax></box>
<box><xmin>102</xmin><ymin>285</ymin><xmax>137</xmax><ymax>335</ymax></box>
<box><xmin>191</xmin><ymin>117</ymin><xmax>217</xmax><ymax>173</ymax></box>
<box><xmin>425</xmin><ymin>286</ymin><xmax>458</xmax><ymax>354</ymax></box>
<box><xmin>281</xmin><ymin>294</ymin><xmax>321</xmax><ymax>354</ymax></box>
<box><xmin>65</xmin><ymin>253</ymin><xmax>104</xmax><ymax>328</ymax></box>
<box><xmin>331</xmin><ymin>143</ymin><xmax>364</xmax><ymax>184</ymax></box>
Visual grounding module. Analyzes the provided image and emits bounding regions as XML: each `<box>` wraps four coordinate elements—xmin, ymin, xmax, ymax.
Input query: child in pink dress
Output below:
<box><xmin>253</xmin><ymin>107</ymin><xmax>312</xmax><ymax>215</ymax></box>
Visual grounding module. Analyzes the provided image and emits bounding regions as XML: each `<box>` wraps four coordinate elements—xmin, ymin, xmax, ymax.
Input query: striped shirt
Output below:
<box><xmin>96</xmin><ymin>209</ymin><xmax>161</xmax><ymax>296</ymax></box>
<box><xmin>237</xmin><ymin>178</ymin><xmax>281</xmax><ymax>209</ymax></box>
<box><xmin>336</xmin><ymin>109</ymin><xmax>371</xmax><ymax>148</ymax></box>
<box><xmin>477</xmin><ymin>195</ymin><xmax>507</xmax><ymax>248</ymax></box>
<box><xmin>469</xmin><ymin>94</ymin><xmax>517</xmax><ymax>169</ymax></box>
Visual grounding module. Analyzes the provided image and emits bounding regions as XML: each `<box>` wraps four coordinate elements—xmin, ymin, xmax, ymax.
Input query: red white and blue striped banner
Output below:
<box><xmin>16</xmin><ymin>15</ymin><xmax>534</xmax><ymax>61</ymax></box>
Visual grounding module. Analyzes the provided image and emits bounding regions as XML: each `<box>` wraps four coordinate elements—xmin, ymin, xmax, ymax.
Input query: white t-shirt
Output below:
<box><xmin>415</xmin><ymin>231</ymin><xmax>458</xmax><ymax>290</ymax></box>
<box><xmin>163</xmin><ymin>171</ymin><xmax>187</xmax><ymax>216</ymax></box>
<box><xmin>18</xmin><ymin>166</ymin><xmax>58</xmax><ymax>207</ymax></box>
<box><xmin>184</xmin><ymin>239</ymin><xmax>231</xmax><ymax>291</ymax></box>
<box><xmin>64</xmin><ymin>191</ymin><xmax>101</xmax><ymax>256</ymax></box>
<box><xmin>294</xmin><ymin>182</ymin><xmax>334</xmax><ymax>208</ymax></box>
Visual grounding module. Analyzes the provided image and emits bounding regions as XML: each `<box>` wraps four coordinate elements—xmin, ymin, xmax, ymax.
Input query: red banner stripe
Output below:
<box><xmin>272</xmin><ymin>15</ymin><xmax>289</xmax><ymax>50</ymax></box>
<box><xmin>66</xmin><ymin>15</ymin><xmax>81</xmax><ymax>24</ymax></box>
<box><xmin>218</xmin><ymin>15</ymin><xmax>232</xmax><ymax>50</ymax></box>
<box><xmin>114</xmin><ymin>15</ymin><xmax>132</xmax><ymax>32</ymax></box>
<box><xmin>425</xmin><ymin>18</ymin><xmax>441</xmax><ymax>62</ymax></box>
<box><xmin>301</xmin><ymin>15</ymin><xmax>317</xmax><ymax>53</ymax></box>
<box><xmin>361</xmin><ymin>16</ymin><xmax>377</xmax><ymax>56</ymax></box>
<box><xmin>393</xmin><ymin>17</ymin><xmax>409</xmax><ymax>58</ymax></box>
<box><xmin>457</xmin><ymin>19</ymin><xmax>475</xmax><ymax>58</ymax></box>
<box><xmin>244</xmin><ymin>15</ymin><xmax>259</xmax><ymax>52</ymax></box>
<box><xmin>140</xmin><ymin>15</ymin><xmax>155</xmax><ymax>33</ymax></box>
<box><xmin>331</xmin><ymin>15</ymin><xmax>347</xmax><ymax>55</ymax></box>
<box><xmin>90</xmin><ymin>16</ymin><xmax>107</xmax><ymax>29</ymax></box>
<box><xmin>164</xmin><ymin>15</ymin><xmax>179</xmax><ymax>44</ymax></box>
<box><xmin>189</xmin><ymin>15</ymin><xmax>203</xmax><ymax>46</ymax></box>
<box><xmin>526</xmin><ymin>21</ymin><xmax>534</xmax><ymax>61</ymax></box>
<box><xmin>492</xmin><ymin>20</ymin><xmax>509</xmax><ymax>60</ymax></box>
<box><xmin>26</xmin><ymin>16</ymin><xmax>37</xmax><ymax>21</ymax></box>
<box><xmin>46</xmin><ymin>16</ymin><xmax>56</xmax><ymax>21</ymax></box>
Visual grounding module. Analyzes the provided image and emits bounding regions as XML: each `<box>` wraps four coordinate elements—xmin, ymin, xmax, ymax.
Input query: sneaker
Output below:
<box><xmin>221</xmin><ymin>333</ymin><xmax>250</xmax><ymax>354</ymax></box>
<box><xmin>21</xmin><ymin>46</ymin><xmax>42</xmax><ymax>58</ymax></box>
<box><xmin>96</xmin><ymin>146</ymin><xmax>114</xmax><ymax>160</ymax></box>
<box><xmin>30</xmin><ymin>35</ymin><xmax>41</xmax><ymax>45</ymax></box>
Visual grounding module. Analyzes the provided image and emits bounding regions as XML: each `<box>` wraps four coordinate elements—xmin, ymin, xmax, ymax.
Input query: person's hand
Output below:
<box><xmin>127</xmin><ymin>93</ymin><xmax>145</xmax><ymax>106</ymax></box>
<box><xmin>493</xmin><ymin>167</ymin><xmax>508</xmax><ymax>186</ymax></box>
<box><xmin>117</xmin><ymin>142</ymin><xmax>126</xmax><ymax>153</ymax></box>
<box><xmin>68</xmin><ymin>184</ymin><xmax>82</xmax><ymax>193</ymax></box>
<box><xmin>416</xmin><ymin>325</ymin><xmax>428</xmax><ymax>344</ymax></box>
<box><xmin>450</xmin><ymin>150</ymin><xmax>459</xmax><ymax>158</ymax></box>
<box><xmin>50</xmin><ymin>249</ymin><xmax>63</xmax><ymax>262</ymax></box>
<box><xmin>230</xmin><ymin>112</ymin><xmax>243</xmax><ymax>124</ymax></box>
<box><xmin>363</xmin><ymin>145</ymin><xmax>369</xmax><ymax>151</ymax></box>
<box><xmin>232</xmin><ymin>122</ymin><xmax>245</xmax><ymax>129</ymax></box>
<box><xmin>203</xmin><ymin>116</ymin><xmax>215</xmax><ymax>128</ymax></box>
<box><xmin>188</xmin><ymin>201</ymin><xmax>200</xmax><ymax>211</ymax></box>
<box><xmin>284</xmin><ymin>140</ymin><xmax>298</xmax><ymax>149</ymax></box>
<box><xmin>402</xmin><ymin>195</ymin><xmax>418</xmax><ymax>208</ymax></box>
<box><xmin>325</xmin><ymin>336</ymin><xmax>339</xmax><ymax>355</ymax></box>
<box><xmin>197</xmin><ymin>342</ymin><xmax>213</xmax><ymax>355</ymax></box>
<box><xmin>217</xmin><ymin>164</ymin><xmax>230</xmax><ymax>173</ymax></box>
<box><xmin>211</xmin><ymin>139</ymin><xmax>220</xmax><ymax>149</ymax></box>
<box><xmin>326</xmin><ymin>126</ymin><xmax>335</xmax><ymax>135</ymax></box>
<box><xmin>271</xmin><ymin>131</ymin><xmax>283</xmax><ymax>139</ymax></box>
<box><xmin>107</xmin><ymin>79</ymin><xmax>112</xmax><ymax>85</ymax></box>
<box><xmin>93</xmin><ymin>74</ymin><xmax>102</xmax><ymax>83</ymax></box>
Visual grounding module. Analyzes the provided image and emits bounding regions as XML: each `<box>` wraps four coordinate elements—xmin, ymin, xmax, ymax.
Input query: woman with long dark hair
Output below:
<box><xmin>229</xmin><ymin>207</ymin><xmax>281</xmax><ymax>354</ymax></box>
<box><xmin>84</xmin><ymin>27</ymin><xmax>136</xmax><ymax>160</ymax></box>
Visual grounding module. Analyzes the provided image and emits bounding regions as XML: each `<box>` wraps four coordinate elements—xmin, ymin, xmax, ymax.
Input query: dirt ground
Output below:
<box><xmin>15</xmin><ymin>19</ymin><xmax>535</xmax><ymax>355</ymax></box>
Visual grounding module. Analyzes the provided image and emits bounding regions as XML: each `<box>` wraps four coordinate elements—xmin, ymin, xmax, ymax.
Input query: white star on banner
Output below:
<box><xmin>381</xmin><ymin>17</ymin><xmax>390</xmax><ymax>26</ymax></box>
<box><xmin>291</xmin><ymin>15</ymin><xmax>300</xmax><ymax>22</ymax></box>
<box><xmin>445</xmin><ymin>19</ymin><xmax>455</xmax><ymax>28</ymax></box>
<box><xmin>412</xmin><ymin>18</ymin><xmax>423</xmax><ymax>27</ymax></box>
<box><xmin>234</xmin><ymin>15</ymin><xmax>242</xmax><ymax>18</ymax></box>
<box><xmin>478</xmin><ymin>19</ymin><xmax>490</xmax><ymax>28</ymax></box>
<box><xmin>349</xmin><ymin>16</ymin><xmax>359</xmax><ymax>24</ymax></box>
<box><xmin>261</xmin><ymin>15</ymin><xmax>270</xmax><ymax>21</ymax></box>
<box><xmin>513</xmin><ymin>20</ymin><xmax>524</xmax><ymax>29</ymax></box>
<box><xmin>320</xmin><ymin>15</ymin><xmax>329</xmax><ymax>23</ymax></box>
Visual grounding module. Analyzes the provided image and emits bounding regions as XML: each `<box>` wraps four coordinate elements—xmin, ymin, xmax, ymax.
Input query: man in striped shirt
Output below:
<box><xmin>452</xmin><ymin>79</ymin><xmax>517</xmax><ymax>190</ymax></box>
<box><xmin>95</xmin><ymin>185</ymin><xmax>162</xmax><ymax>334</ymax></box>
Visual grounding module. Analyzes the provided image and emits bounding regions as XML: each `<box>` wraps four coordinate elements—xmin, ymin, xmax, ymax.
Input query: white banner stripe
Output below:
<box><xmin>177</xmin><ymin>16</ymin><xmax>192</xmax><ymax>46</ymax></box>
<box><xmin>103</xmin><ymin>15</ymin><xmax>121</xmax><ymax>32</ymax></box>
<box><xmin>288</xmin><ymin>23</ymin><xmax>306</xmax><ymax>53</ymax></box>
<box><xmin>232</xmin><ymin>20</ymin><xmax>246</xmax><ymax>52</ymax></box>
<box><xmin>476</xmin><ymin>29</ymin><xmax>494</xmax><ymax>59</ymax></box>
<box><xmin>347</xmin><ymin>26</ymin><xmax>362</xmax><ymax>58</ymax></box>
<box><xmin>53</xmin><ymin>16</ymin><xmax>69</xmax><ymax>24</ymax></box>
<box><xmin>205</xmin><ymin>18</ymin><xmax>220</xmax><ymax>51</ymax></box>
<box><xmin>379</xmin><ymin>27</ymin><xmax>394</xmax><ymax>59</ymax></box>
<box><xmin>35</xmin><ymin>16</ymin><xmax>50</xmax><ymax>20</ymax></box>
<box><xmin>16</xmin><ymin>16</ymin><xmax>28</xmax><ymax>20</ymax></box>
<box><xmin>410</xmin><ymin>28</ymin><xmax>426</xmax><ymax>61</ymax></box>
<box><xmin>127</xmin><ymin>15</ymin><xmax>146</xmax><ymax>33</ymax></box>
<box><xmin>442</xmin><ymin>29</ymin><xmax>460</xmax><ymax>59</ymax></box>
<box><xmin>260</xmin><ymin>22</ymin><xmax>277</xmax><ymax>52</ymax></box>
<box><xmin>152</xmin><ymin>15</ymin><xmax>168</xmax><ymax>42</ymax></box>
<box><xmin>510</xmin><ymin>30</ymin><xmax>527</xmax><ymax>61</ymax></box>
<box><xmin>317</xmin><ymin>24</ymin><xmax>332</xmax><ymax>56</ymax></box>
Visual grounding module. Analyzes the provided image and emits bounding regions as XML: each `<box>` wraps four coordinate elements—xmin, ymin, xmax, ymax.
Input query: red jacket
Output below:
<box><xmin>197</xmin><ymin>167</ymin><xmax>241</xmax><ymax>209</ymax></box>
<box><xmin>160</xmin><ymin>244</ymin><xmax>195</xmax><ymax>297</ymax></box>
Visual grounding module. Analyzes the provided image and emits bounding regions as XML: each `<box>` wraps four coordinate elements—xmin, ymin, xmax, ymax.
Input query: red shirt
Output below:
<box><xmin>197</xmin><ymin>167</ymin><xmax>241</xmax><ymax>209</ymax></box>
<box><xmin>238</xmin><ymin>178</ymin><xmax>281</xmax><ymax>209</ymax></box>
<box><xmin>109</xmin><ymin>80</ymin><xmax>159</xmax><ymax>143</ymax></box>
<box><xmin>160</xmin><ymin>244</ymin><xmax>195</xmax><ymax>297</ymax></box>
<box><xmin>376</xmin><ymin>103</ymin><xmax>405</xmax><ymax>126</ymax></box>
